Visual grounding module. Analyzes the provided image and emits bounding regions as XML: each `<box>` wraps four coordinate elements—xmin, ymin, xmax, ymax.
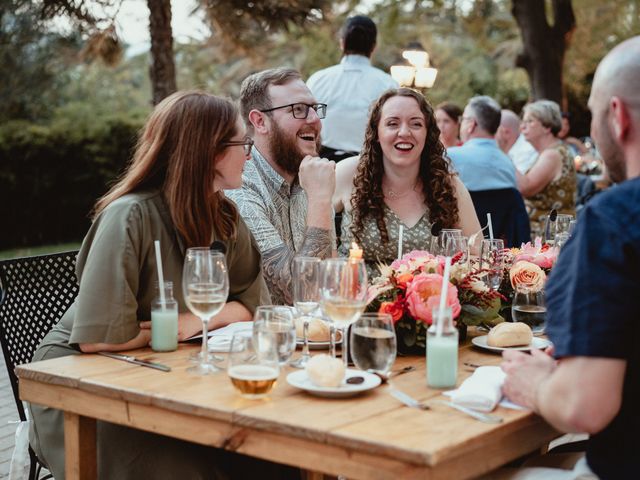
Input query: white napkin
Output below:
<box><xmin>450</xmin><ymin>366</ymin><xmax>507</xmax><ymax>412</ymax></box>
<box><xmin>206</xmin><ymin>321</ymin><xmax>253</xmax><ymax>352</ymax></box>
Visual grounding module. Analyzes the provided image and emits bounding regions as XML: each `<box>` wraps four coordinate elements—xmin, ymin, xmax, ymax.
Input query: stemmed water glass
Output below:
<box><xmin>480</xmin><ymin>239</ymin><xmax>505</xmax><ymax>290</ymax></box>
<box><xmin>444</xmin><ymin>235</ymin><xmax>469</xmax><ymax>262</ymax></box>
<box><xmin>350</xmin><ymin>313</ymin><xmax>396</xmax><ymax>377</ymax></box>
<box><xmin>183</xmin><ymin>248</ymin><xmax>229</xmax><ymax>375</ymax></box>
<box><xmin>290</xmin><ymin>256</ymin><xmax>321</xmax><ymax>369</ymax></box>
<box><xmin>544</xmin><ymin>213</ymin><xmax>574</xmax><ymax>245</ymax></box>
<box><xmin>319</xmin><ymin>258</ymin><xmax>367</xmax><ymax>369</ymax></box>
<box><xmin>512</xmin><ymin>285</ymin><xmax>546</xmax><ymax>334</ymax></box>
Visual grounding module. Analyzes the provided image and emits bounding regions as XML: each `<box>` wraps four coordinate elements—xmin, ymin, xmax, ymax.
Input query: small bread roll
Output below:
<box><xmin>487</xmin><ymin>322</ymin><xmax>533</xmax><ymax>347</ymax></box>
<box><xmin>295</xmin><ymin>317</ymin><xmax>330</xmax><ymax>342</ymax></box>
<box><xmin>306</xmin><ymin>354</ymin><xmax>346</xmax><ymax>387</ymax></box>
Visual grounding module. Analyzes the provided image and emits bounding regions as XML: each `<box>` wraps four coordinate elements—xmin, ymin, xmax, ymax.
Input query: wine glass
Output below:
<box><xmin>444</xmin><ymin>235</ymin><xmax>469</xmax><ymax>262</ymax></box>
<box><xmin>227</xmin><ymin>332</ymin><xmax>279</xmax><ymax>399</ymax></box>
<box><xmin>319</xmin><ymin>258</ymin><xmax>367</xmax><ymax>369</ymax></box>
<box><xmin>252</xmin><ymin>306</ymin><xmax>296</xmax><ymax>365</ymax></box>
<box><xmin>183</xmin><ymin>248</ymin><xmax>229</xmax><ymax>375</ymax></box>
<box><xmin>543</xmin><ymin>213</ymin><xmax>574</xmax><ymax>245</ymax></box>
<box><xmin>290</xmin><ymin>256</ymin><xmax>321</xmax><ymax>369</ymax></box>
<box><xmin>511</xmin><ymin>285</ymin><xmax>546</xmax><ymax>334</ymax></box>
<box><xmin>480</xmin><ymin>239</ymin><xmax>505</xmax><ymax>291</ymax></box>
<box><xmin>350</xmin><ymin>313</ymin><xmax>396</xmax><ymax>377</ymax></box>
<box><xmin>430</xmin><ymin>229</ymin><xmax>462</xmax><ymax>255</ymax></box>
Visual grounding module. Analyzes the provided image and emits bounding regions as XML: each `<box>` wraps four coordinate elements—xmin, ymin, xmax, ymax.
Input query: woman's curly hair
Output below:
<box><xmin>350</xmin><ymin>88</ymin><xmax>459</xmax><ymax>244</ymax></box>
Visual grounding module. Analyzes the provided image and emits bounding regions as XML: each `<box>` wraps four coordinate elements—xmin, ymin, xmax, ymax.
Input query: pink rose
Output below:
<box><xmin>405</xmin><ymin>273</ymin><xmax>461</xmax><ymax>325</ymax></box>
<box><xmin>509</xmin><ymin>261</ymin><xmax>546</xmax><ymax>291</ymax></box>
<box><xmin>515</xmin><ymin>237</ymin><xmax>558</xmax><ymax>269</ymax></box>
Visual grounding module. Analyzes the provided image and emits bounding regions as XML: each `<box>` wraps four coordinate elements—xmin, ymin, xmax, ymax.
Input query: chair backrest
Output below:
<box><xmin>0</xmin><ymin>250</ymin><xmax>79</xmax><ymax>420</ymax></box>
<box><xmin>469</xmin><ymin>188</ymin><xmax>531</xmax><ymax>248</ymax></box>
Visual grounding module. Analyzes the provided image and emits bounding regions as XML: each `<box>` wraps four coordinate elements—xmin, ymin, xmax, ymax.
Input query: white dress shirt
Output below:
<box><xmin>509</xmin><ymin>134</ymin><xmax>538</xmax><ymax>173</ymax></box>
<box><xmin>307</xmin><ymin>55</ymin><xmax>398</xmax><ymax>153</ymax></box>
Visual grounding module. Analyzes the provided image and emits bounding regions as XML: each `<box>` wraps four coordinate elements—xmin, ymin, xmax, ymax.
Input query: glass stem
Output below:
<box><xmin>329</xmin><ymin>325</ymin><xmax>336</xmax><ymax>358</ymax></box>
<box><xmin>200</xmin><ymin>318</ymin><xmax>209</xmax><ymax>364</ymax></box>
<box><xmin>302</xmin><ymin>319</ymin><xmax>310</xmax><ymax>359</ymax></box>
<box><xmin>342</xmin><ymin>326</ymin><xmax>348</xmax><ymax>369</ymax></box>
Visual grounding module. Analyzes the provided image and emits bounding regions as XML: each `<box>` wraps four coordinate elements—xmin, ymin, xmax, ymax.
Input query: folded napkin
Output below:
<box><xmin>450</xmin><ymin>366</ymin><xmax>506</xmax><ymax>412</ymax></box>
<box><xmin>207</xmin><ymin>321</ymin><xmax>253</xmax><ymax>352</ymax></box>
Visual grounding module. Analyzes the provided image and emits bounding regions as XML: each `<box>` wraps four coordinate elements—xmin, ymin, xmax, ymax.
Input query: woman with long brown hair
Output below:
<box><xmin>334</xmin><ymin>88</ymin><xmax>480</xmax><ymax>274</ymax></box>
<box><xmin>28</xmin><ymin>91</ymin><xmax>298</xmax><ymax>479</ymax></box>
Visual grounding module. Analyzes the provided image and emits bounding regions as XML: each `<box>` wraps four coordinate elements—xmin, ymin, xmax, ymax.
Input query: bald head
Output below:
<box><xmin>589</xmin><ymin>35</ymin><xmax>640</xmax><ymax>182</ymax></box>
<box><xmin>496</xmin><ymin>109</ymin><xmax>521</xmax><ymax>152</ymax></box>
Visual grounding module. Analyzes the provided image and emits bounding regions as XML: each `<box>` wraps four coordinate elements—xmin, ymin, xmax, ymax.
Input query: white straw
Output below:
<box><xmin>397</xmin><ymin>224</ymin><xmax>404</xmax><ymax>259</ymax></box>
<box><xmin>437</xmin><ymin>256</ymin><xmax>452</xmax><ymax>337</ymax></box>
<box><xmin>154</xmin><ymin>240</ymin><xmax>166</xmax><ymax>311</ymax></box>
<box><xmin>487</xmin><ymin>213</ymin><xmax>494</xmax><ymax>240</ymax></box>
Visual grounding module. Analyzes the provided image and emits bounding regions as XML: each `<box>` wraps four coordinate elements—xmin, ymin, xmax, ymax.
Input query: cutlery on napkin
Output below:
<box><xmin>450</xmin><ymin>366</ymin><xmax>506</xmax><ymax>412</ymax></box>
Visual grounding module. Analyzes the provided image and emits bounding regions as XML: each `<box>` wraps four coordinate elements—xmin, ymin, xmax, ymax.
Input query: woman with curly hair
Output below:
<box><xmin>333</xmin><ymin>88</ymin><xmax>480</xmax><ymax>275</ymax></box>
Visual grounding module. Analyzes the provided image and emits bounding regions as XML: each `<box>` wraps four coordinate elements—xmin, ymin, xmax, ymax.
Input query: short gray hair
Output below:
<box><xmin>239</xmin><ymin>68</ymin><xmax>302</xmax><ymax>127</ymax></box>
<box><xmin>467</xmin><ymin>95</ymin><xmax>502</xmax><ymax>134</ymax></box>
<box><xmin>523</xmin><ymin>100</ymin><xmax>562</xmax><ymax>135</ymax></box>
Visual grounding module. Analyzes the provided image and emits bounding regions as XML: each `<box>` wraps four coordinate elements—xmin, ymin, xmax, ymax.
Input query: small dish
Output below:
<box><xmin>471</xmin><ymin>335</ymin><xmax>552</xmax><ymax>353</ymax></box>
<box><xmin>296</xmin><ymin>333</ymin><xmax>342</xmax><ymax>350</ymax></box>
<box><xmin>286</xmin><ymin>369</ymin><xmax>381</xmax><ymax>398</ymax></box>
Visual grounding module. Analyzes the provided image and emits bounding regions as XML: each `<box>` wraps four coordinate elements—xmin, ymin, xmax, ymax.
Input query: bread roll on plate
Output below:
<box><xmin>487</xmin><ymin>322</ymin><xmax>533</xmax><ymax>347</ymax></box>
<box><xmin>295</xmin><ymin>317</ymin><xmax>342</xmax><ymax>342</ymax></box>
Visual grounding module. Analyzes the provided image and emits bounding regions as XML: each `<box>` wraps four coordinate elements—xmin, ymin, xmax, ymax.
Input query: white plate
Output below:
<box><xmin>296</xmin><ymin>337</ymin><xmax>342</xmax><ymax>350</ymax></box>
<box><xmin>471</xmin><ymin>335</ymin><xmax>553</xmax><ymax>353</ymax></box>
<box><xmin>286</xmin><ymin>369</ymin><xmax>381</xmax><ymax>398</ymax></box>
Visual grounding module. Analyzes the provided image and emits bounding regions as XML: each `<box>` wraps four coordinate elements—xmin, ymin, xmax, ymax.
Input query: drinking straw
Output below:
<box><xmin>436</xmin><ymin>256</ymin><xmax>452</xmax><ymax>337</ymax></box>
<box><xmin>154</xmin><ymin>240</ymin><xmax>166</xmax><ymax>311</ymax></box>
<box><xmin>397</xmin><ymin>224</ymin><xmax>404</xmax><ymax>259</ymax></box>
<box><xmin>487</xmin><ymin>213</ymin><xmax>494</xmax><ymax>241</ymax></box>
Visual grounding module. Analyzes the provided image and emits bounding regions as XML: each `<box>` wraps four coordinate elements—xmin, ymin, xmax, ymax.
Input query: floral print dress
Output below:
<box><xmin>524</xmin><ymin>142</ymin><xmax>577</xmax><ymax>238</ymax></box>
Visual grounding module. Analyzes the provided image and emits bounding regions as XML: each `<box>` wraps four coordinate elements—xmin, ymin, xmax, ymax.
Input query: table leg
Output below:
<box><xmin>64</xmin><ymin>412</ymin><xmax>97</xmax><ymax>480</ymax></box>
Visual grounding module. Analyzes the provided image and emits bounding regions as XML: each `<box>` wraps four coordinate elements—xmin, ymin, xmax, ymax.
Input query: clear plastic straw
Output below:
<box><xmin>154</xmin><ymin>240</ymin><xmax>166</xmax><ymax>311</ymax></box>
<box><xmin>437</xmin><ymin>256</ymin><xmax>452</xmax><ymax>337</ymax></box>
<box><xmin>487</xmin><ymin>213</ymin><xmax>494</xmax><ymax>240</ymax></box>
<box><xmin>397</xmin><ymin>224</ymin><xmax>404</xmax><ymax>259</ymax></box>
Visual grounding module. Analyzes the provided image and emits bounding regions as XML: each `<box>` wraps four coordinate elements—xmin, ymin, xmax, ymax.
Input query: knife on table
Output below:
<box><xmin>97</xmin><ymin>352</ymin><xmax>171</xmax><ymax>372</ymax></box>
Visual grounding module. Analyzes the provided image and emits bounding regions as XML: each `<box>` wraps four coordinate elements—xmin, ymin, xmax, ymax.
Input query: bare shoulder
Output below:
<box><xmin>334</xmin><ymin>156</ymin><xmax>360</xmax><ymax>212</ymax></box>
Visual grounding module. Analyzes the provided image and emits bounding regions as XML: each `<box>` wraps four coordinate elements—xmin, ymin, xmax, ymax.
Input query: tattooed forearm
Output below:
<box><xmin>261</xmin><ymin>227</ymin><xmax>332</xmax><ymax>305</ymax></box>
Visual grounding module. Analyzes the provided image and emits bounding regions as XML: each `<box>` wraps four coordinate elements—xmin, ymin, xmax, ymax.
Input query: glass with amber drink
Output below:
<box><xmin>227</xmin><ymin>332</ymin><xmax>280</xmax><ymax>399</ymax></box>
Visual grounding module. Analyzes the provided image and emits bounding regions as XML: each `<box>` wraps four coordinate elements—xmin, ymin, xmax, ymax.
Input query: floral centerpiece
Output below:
<box><xmin>367</xmin><ymin>239</ymin><xmax>559</xmax><ymax>355</ymax></box>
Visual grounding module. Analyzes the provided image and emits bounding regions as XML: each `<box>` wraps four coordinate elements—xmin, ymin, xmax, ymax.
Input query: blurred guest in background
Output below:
<box><xmin>516</xmin><ymin>100</ymin><xmax>576</xmax><ymax>238</ymax></box>
<box><xmin>307</xmin><ymin>15</ymin><xmax>398</xmax><ymax>162</ymax></box>
<box><xmin>333</xmin><ymin>88</ymin><xmax>480</xmax><ymax>276</ymax></box>
<box><xmin>498</xmin><ymin>109</ymin><xmax>538</xmax><ymax>173</ymax></box>
<box><xmin>558</xmin><ymin>111</ymin><xmax>589</xmax><ymax>159</ymax></box>
<box><xmin>435</xmin><ymin>101</ymin><xmax>463</xmax><ymax>148</ymax></box>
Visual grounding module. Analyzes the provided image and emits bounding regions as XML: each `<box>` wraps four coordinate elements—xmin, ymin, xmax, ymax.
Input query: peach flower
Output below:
<box><xmin>405</xmin><ymin>273</ymin><xmax>461</xmax><ymax>325</ymax></box>
<box><xmin>379</xmin><ymin>301</ymin><xmax>404</xmax><ymax>323</ymax></box>
<box><xmin>509</xmin><ymin>261</ymin><xmax>546</xmax><ymax>291</ymax></box>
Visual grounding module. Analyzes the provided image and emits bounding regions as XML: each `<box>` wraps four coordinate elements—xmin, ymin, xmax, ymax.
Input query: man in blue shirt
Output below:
<box><xmin>501</xmin><ymin>36</ymin><xmax>640</xmax><ymax>479</ymax></box>
<box><xmin>307</xmin><ymin>15</ymin><xmax>398</xmax><ymax>161</ymax></box>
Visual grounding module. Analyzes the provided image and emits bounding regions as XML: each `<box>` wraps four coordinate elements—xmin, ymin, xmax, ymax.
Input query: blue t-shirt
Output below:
<box><xmin>546</xmin><ymin>176</ymin><xmax>640</xmax><ymax>479</ymax></box>
<box><xmin>448</xmin><ymin>138</ymin><xmax>517</xmax><ymax>191</ymax></box>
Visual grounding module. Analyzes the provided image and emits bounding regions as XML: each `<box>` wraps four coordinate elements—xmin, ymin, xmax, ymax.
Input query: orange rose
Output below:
<box><xmin>379</xmin><ymin>301</ymin><xmax>404</xmax><ymax>323</ymax></box>
<box><xmin>509</xmin><ymin>261</ymin><xmax>546</xmax><ymax>291</ymax></box>
<box><xmin>396</xmin><ymin>272</ymin><xmax>414</xmax><ymax>289</ymax></box>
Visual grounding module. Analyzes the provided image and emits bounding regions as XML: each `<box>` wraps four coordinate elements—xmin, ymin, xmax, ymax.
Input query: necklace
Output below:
<box><xmin>383</xmin><ymin>182</ymin><xmax>418</xmax><ymax>199</ymax></box>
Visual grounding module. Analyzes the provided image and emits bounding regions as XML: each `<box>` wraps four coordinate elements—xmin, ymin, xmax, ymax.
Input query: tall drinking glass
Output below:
<box><xmin>319</xmin><ymin>258</ymin><xmax>367</xmax><ymax>369</ymax></box>
<box><xmin>252</xmin><ymin>306</ymin><xmax>296</xmax><ymax>365</ymax></box>
<box><xmin>444</xmin><ymin>235</ymin><xmax>469</xmax><ymax>262</ymax></box>
<box><xmin>480</xmin><ymin>239</ymin><xmax>505</xmax><ymax>290</ymax></box>
<box><xmin>291</xmin><ymin>256</ymin><xmax>321</xmax><ymax>368</ymax></box>
<box><xmin>543</xmin><ymin>213</ymin><xmax>574</xmax><ymax>245</ymax></box>
<box><xmin>183</xmin><ymin>248</ymin><xmax>229</xmax><ymax>375</ymax></box>
<box><xmin>350</xmin><ymin>313</ymin><xmax>396</xmax><ymax>377</ymax></box>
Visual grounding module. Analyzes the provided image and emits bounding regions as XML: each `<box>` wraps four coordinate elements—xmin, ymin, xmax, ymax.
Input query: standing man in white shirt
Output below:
<box><xmin>307</xmin><ymin>15</ymin><xmax>399</xmax><ymax>162</ymax></box>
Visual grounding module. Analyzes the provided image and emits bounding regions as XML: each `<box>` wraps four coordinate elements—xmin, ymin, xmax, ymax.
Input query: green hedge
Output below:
<box><xmin>0</xmin><ymin>115</ymin><xmax>143</xmax><ymax>249</ymax></box>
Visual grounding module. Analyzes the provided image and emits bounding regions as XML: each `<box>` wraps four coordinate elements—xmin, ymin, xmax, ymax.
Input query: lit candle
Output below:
<box><xmin>349</xmin><ymin>242</ymin><xmax>363</xmax><ymax>260</ymax></box>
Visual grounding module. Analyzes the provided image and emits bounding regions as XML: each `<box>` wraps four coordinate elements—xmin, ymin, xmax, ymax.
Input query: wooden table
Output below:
<box><xmin>17</xmin><ymin>335</ymin><xmax>558</xmax><ymax>480</ymax></box>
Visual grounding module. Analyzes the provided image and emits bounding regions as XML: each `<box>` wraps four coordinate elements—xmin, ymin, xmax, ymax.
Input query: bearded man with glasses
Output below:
<box><xmin>225</xmin><ymin>68</ymin><xmax>336</xmax><ymax>305</ymax></box>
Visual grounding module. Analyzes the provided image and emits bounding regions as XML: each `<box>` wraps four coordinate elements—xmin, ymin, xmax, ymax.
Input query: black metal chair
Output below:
<box><xmin>0</xmin><ymin>250</ymin><xmax>79</xmax><ymax>480</ymax></box>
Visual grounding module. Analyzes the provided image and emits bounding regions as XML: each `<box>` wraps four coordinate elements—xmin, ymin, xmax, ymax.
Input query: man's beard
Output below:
<box><xmin>596</xmin><ymin>116</ymin><xmax>626</xmax><ymax>183</ymax></box>
<box><xmin>269</xmin><ymin>121</ymin><xmax>321</xmax><ymax>177</ymax></box>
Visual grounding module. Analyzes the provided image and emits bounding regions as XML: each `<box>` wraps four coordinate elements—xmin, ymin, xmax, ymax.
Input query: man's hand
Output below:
<box><xmin>299</xmin><ymin>155</ymin><xmax>336</xmax><ymax>202</ymax></box>
<box><xmin>501</xmin><ymin>348</ymin><xmax>557</xmax><ymax>411</ymax></box>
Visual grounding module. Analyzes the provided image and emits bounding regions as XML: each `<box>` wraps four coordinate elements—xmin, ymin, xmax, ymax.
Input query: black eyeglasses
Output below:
<box><xmin>223</xmin><ymin>136</ymin><xmax>254</xmax><ymax>156</ymax></box>
<box><xmin>260</xmin><ymin>103</ymin><xmax>327</xmax><ymax>119</ymax></box>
